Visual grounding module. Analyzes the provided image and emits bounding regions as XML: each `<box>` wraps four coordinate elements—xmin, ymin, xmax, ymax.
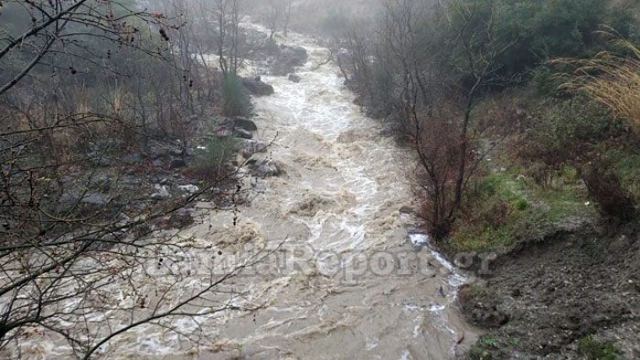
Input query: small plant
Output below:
<box><xmin>578</xmin><ymin>335</ymin><xmax>621</xmax><ymax>360</ymax></box>
<box><xmin>222</xmin><ymin>74</ymin><xmax>251</xmax><ymax>117</ymax></box>
<box><xmin>189</xmin><ymin>137</ymin><xmax>238</xmax><ymax>181</ymax></box>
<box><xmin>514</xmin><ymin>198</ymin><xmax>529</xmax><ymax>211</ymax></box>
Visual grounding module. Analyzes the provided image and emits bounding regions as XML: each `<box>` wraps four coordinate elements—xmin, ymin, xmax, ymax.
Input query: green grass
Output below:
<box><xmin>449</xmin><ymin>168</ymin><xmax>596</xmax><ymax>253</ymax></box>
<box><xmin>578</xmin><ymin>336</ymin><xmax>621</xmax><ymax>360</ymax></box>
<box><xmin>468</xmin><ymin>335</ymin><xmax>502</xmax><ymax>360</ymax></box>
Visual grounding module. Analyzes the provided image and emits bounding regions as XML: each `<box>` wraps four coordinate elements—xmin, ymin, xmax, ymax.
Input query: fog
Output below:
<box><xmin>1</xmin><ymin>0</ymin><xmax>639</xmax><ymax>359</ymax></box>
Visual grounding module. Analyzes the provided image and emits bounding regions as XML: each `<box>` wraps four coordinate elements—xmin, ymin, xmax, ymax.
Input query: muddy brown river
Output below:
<box><xmin>7</xmin><ymin>26</ymin><xmax>477</xmax><ymax>360</ymax></box>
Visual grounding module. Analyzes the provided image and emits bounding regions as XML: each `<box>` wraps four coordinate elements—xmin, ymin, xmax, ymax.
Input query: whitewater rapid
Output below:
<box><xmin>162</xmin><ymin>26</ymin><xmax>477</xmax><ymax>359</ymax></box>
<box><xmin>4</xmin><ymin>26</ymin><xmax>476</xmax><ymax>360</ymax></box>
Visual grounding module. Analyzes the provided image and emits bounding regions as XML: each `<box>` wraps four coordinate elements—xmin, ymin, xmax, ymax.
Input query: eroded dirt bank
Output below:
<box><xmin>458</xmin><ymin>223</ymin><xmax>640</xmax><ymax>359</ymax></box>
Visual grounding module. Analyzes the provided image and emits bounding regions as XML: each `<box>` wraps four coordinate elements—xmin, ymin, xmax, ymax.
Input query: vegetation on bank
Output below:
<box><xmin>0</xmin><ymin>0</ymin><xmax>255</xmax><ymax>356</ymax></box>
<box><xmin>334</xmin><ymin>1</ymin><xmax>639</xmax><ymax>357</ymax></box>
<box><xmin>335</xmin><ymin>0</ymin><xmax>639</xmax><ymax>251</ymax></box>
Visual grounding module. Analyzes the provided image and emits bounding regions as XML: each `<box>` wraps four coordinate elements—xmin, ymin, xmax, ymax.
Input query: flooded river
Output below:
<box><xmin>5</xmin><ymin>26</ymin><xmax>476</xmax><ymax>360</ymax></box>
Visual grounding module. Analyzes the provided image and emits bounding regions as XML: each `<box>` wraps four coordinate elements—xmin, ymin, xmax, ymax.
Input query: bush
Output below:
<box><xmin>222</xmin><ymin>74</ymin><xmax>251</xmax><ymax>117</ymax></box>
<box><xmin>189</xmin><ymin>137</ymin><xmax>239</xmax><ymax>180</ymax></box>
<box><xmin>580</xmin><ymin>159</ymin><xmax>636</xmax><ymax>222</ymax></box>
<box><xmin>558</xmin><ymin>37</ymin><xmax>640</xmax><ymax>137</ymax></box>
<box><xmin>515</xmin><ymin>95</ymin><xmax>619</xmax><ymax>185</ymax></box>
<box><xmin>450</xmin><ymin>0</ymin><xmax>637</xmax><ymax>81</ymax></box>
<box><xmin>578</xmin><ymin>335</ymin><xmax>621</xmax><ymax>360</ymax></box>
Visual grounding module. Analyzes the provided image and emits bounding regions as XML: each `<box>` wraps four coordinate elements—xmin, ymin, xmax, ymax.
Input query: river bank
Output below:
<box><xmin>454</xmin><ymin>220</ymin><xmax>639</xmax><ymax>359</ymax></box>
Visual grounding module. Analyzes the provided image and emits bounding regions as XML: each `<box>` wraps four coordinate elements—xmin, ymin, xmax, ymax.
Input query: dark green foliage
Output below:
<box><xmin>578</xmin><ymin>336</ymin><xmax>621</xmax><ymax>360</ymax></box>
<box><xmin>190</xmin><ymin>137</ymin><xmax>239</xmax><ymax>180</ymax></box>
<box><xmin>223</xmin><ymin>74</ymin><xmax>252</xmax><ymax>117</ymax></box>
<box><xmin>513</xmin><ymin>94</ymin><xmax>637</xmax><ymax>221</ymax></box>
<box><xmin>516</xmin><ymin>96</ymin><xmax>618</xmax><ymax>173</ymax></box>
<box><xmin>449</xmin><ymin>0</ymin><xmax>638</xmax><ymax>82</ymax></box>
<box><xmin>581</xmin><ymin>160</ymin><xmax>636</xmax><ymax>222</ymax></box>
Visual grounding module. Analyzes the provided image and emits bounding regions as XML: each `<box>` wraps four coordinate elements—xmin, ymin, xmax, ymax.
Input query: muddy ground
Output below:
<box><xmin>457</xmin><ymin>222</ymin><xmax>640</xmax><ymax>359</ymax></box>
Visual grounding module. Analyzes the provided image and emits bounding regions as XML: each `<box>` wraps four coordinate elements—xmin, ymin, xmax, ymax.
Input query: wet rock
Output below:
<box><xmin>233</xmin><ymin>128</ymin><xmax>253</xmax><ymax>140</ymax></box>
<box><xmin>288</xmin><ymin>74</ymin><xmax>301</xmax><ymax>83</ymax></box>
<box><xmin>250</xmin><ymin>159</ymin><xmax>284</xmax><ymax>178</ymax></box>
<box><xmin>82</xmin><ymin>192</ymin><xmax>111</xmax><ymax>207</ymax></box>
<box><xmin>242</xmin><ymin>76</ymin><xmax>274</xmax><ymax>96</ymax></box>
<box><xmin>399</xmin><ymin>206</ymin><xmax>416</xmax><ymax>215</ymax></box>
<box><xmin>166</xmin><ymin>208</ymin><xmax>194</xmax><ymax>229</ymax></box>
<box><xmin>271</xmin><ymin>45</ymin><xmax>308</xmax><ymax>75</ymax></box>
<box><xmin>241</xmin><ymin>140</ymin><xmax>268</xmax><ymax>159</ymax></box>
<box><xmin>151</xmin><ymin>184</ymin><xmax>171</xmax><ymax>200</ymax></box>
<box><xmin>170</xmin><ymin>158</ymin><xmax>187</xmax><ymax>169</ymax></box>
<box><xmin>147</xmin><ymin>140</ymin><xmax>184</xmax><ymax>160</ymax></box>
<box><xmin>57</xmin><ymin>190</ymin><xmax>112</xmax><ymax>211</ymax></box>
<box><xmin>178</xmin><ymin>184</ymin><xmax>200</xmax><ymax>194</ymax></box>
<box><xmin>122</xmin><ymin>153</ymin><xmax>143</xmax><ymax>165</ymax></box>
<box><xmin>233</xmin><ymin>117</ymin><xmax>258</xmax><ymax>132</ymax></box>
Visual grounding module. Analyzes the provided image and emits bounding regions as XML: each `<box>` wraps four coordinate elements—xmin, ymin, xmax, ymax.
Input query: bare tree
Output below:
<box><xmin>340</xmin><ymin>0</ymin><xmax>510</xmax><ymax>239</ymax></box>
<box><xmin>0</xmin><ymin>1</ymin><xmax>257</xmax><ymax>357</ymax></box>
<box><xmin>212</xmin><ymin>0</ymin><xmax>242</xmax><ymax>76</ymax></box>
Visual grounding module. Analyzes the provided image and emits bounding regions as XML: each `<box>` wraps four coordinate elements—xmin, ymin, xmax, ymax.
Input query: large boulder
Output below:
<box><xmin>167</xmin><ymin>208</ymin><xmax>194</xmax><ymax>229</ymax></box>
<box><xmin>81</xmin><ymin>192</ymin><xmax>112</xmax><ymax>207</ymax></box>
<box><xmin>146</xmin><ymin>140</ymin><xmax>184</xmax><ymax>160</ymax></box>
<box><xmin>242</xmin><ymin>77</ymin><xmax>274</xmax><ymax>96</ymax></box>
<box><xmin>170</xmin><ymin>158</ymin><xmax>187</xmax><ymax>169</ymax></box>
<box><xmin>151</xmin><ymin>184</ymin><xmax>171</xmax><ymax>200</ymax></box>
<box><xmin>288</xmin><ymin>74</ymin><xmax>301</xmax><ymax>83</ymax></box>
<box><xmin>271</xmin><ymin>45</ymin><xmax>308</xmax><ymax>76</ymax></box>
<box><xmin>240</xmin><ymin>140</ymin><xmax>268</xmax><ymax>159</ymax></box>
<box><xmin>249</xmin><ymin>159</ymin><xmax>284</xmax><ymax>178</ymax></box>
<box><xmin>233</xmin><ymin>128</ymin><xmax>253</xmax><ymax>140</ymax></box>
<box><xmin>233</xmin><ymin>117</ymin><xmax>258</xmax><ymax>132</ymax></box>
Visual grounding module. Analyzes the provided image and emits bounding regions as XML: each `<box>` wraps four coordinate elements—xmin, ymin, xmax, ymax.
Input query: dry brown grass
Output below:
<box><xmin>556</xmin><ymin>35</ymin><xmax>640</xmax><ymax>136</ymax></box>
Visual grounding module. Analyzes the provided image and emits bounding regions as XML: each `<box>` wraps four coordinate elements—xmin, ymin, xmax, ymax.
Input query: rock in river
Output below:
<box><xmin>242</xmin><ymin>76</ymin><xmax>274</xmax><ymax>96</ymax></box>
<box><xmin>233</xmin><ymin>117</ymin><xmax>258</xmax><ymax>132</ymax></box>
<box><xmin>288</xmin><ymin>74</ymin><xmax>301</xmax><ymax>83</ymax></box>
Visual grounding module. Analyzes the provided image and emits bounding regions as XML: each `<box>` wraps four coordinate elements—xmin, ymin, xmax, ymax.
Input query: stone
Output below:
<box><xmin>250</xmin><ymin>159</ymin><xmax>284</xmax><ymax>178</ymax></box>
<box><xmin>170</xmin><ymin>159</ymin><xmax>187</xmax><ymax>169</ymax></box>
<box><xmin>399</xmin><ymin>206</ymin><xmax>415</xmax><ymax>215</ymax></box>
<box><xmin>178</xmin><ymin>184</ymin><xmax>200</xmax><ymax>194</ymax></box>
<box><xmin>233</xmin><ymin>128</ymin><xmax>253</xmax><ymax>140</ymax></box>
<box><xmin>241</xmin><ymin>140</ymin><xmax>268</xmax><ymax>159</ymax></box>
<box><xmin>151</xmin><ymin>185</ymin><xmax>171</xmax><ymax>200</ymax></box>
<box><xmin>271</xmin><ymin>45</ymin><xmax>308</xmax><ymax>75</ymax></box>
<box><xmin>288</xmin><ymin>74</ymin><xmax>301</xmax><ymax>83</ymax></box>
<box><xmin>242</xmin><ymin>77</ymin><xmax>274</xmax><ymax>96</ymax></box>
<box><xmin>122</xmin><ymin>153</ymin><xmax>143</xmax><ymax>164</ymax></box>
<box><xmin>234</xmin><ymin>117</ymin><xmax>258</xmax><ymax>132</ymax></box>
<box><xmin>81</xmin><ymin>192</ymin><xmax>111</xmax><ymax>207</ymax></box>
<box><xmin>167</xmin><ymin>208</ymin><xmax>195</xmax><ymax>229</ymax></box>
